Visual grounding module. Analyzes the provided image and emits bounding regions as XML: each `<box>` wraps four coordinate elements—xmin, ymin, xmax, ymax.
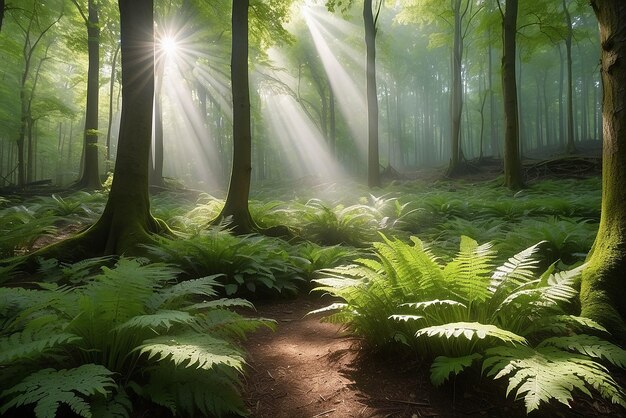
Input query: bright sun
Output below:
<box><xmin>160</xmin><ymin>36</ymin><xmax>178</xmax><ymax>56</ymax></box>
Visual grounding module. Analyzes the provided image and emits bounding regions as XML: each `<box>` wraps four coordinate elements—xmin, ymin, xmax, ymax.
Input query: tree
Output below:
<box><xmin>363</xmin><ymin>0</ymin><xmax>380</xmax><ymax>187</ymax></box>
<box><xmin>1</xmin><ymin>0</ymin><xmax>5</xmax><ymax>32</ymax></box>
<box><xmin>71</xmin><ymin>0</ymin><xmax>102</xmax><ymax>189</ymax></box>
<box><xmin>580</xmin><ymin>0</ymin><xmax>626</xmax><ymax>341</ymax></box>
<box><xmin>215</xmin><ymin>0</ymin><xmax>256</xmax><ymax>233</ymax></box>
<box><xmin>22</xmin><ymin>0</ymin><xmax>162</xmax><ymax>261</ymax></box>
<box><xmin>498</xmin><ymin>0</ymin><xmax>523</xmax><ymax>190</ymax></box>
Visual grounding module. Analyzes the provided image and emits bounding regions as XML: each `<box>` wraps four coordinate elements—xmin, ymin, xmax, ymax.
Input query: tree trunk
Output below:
<box><xmin>150</xmin><ymin>64</ymin><xmax>164</xmax><ymax>187</ymax></box>
<box><xmin>106</xmin><ymin>44</ymin><xmax>120</xmax><ymax>173</ymax></box>
<box><xmin>77</xmin><ymin>0</ymin><xmax>102</xmax><ymax>189</ymax></box>
<box><xmin>217</xmin><ymin>0</ymin><xmax>255</xmax><ymax>234</ymax></box>
<box><xmin>563</xmin><ymin>0</ymin><xmax>576</xmax><ymax>154</ymax></box>
<box><xmin>364</xmin><ymin>0</ymin><xmax>380</xmax><ymax>187</ymax></box>
<box><xmin>23</xmin><ymin>0</ymin><xmax>160</xmax><ymax>263</ymax></box>
<box><xmin>447</xmin><ymin>0</ymin><xmax>464</xmax><ymax>176</ymax></box>
<box><xmin>580</xmin><ymin>0</ymin><xmax>626</xmax><ymax>342</ymax></box>
<box><xmin>0</xmin><ymin>0</ymin><xmax>5</xmax><ymax>32</ymax></box>
<box><xmin>329</xmin><ymin>82</ymin><xmax>336</xmax><ymax>156</ymax></box>
<box><xmin>501</xmin><ymin>0</ymin><xmax>523</xmax><ymax>190</ymax></box>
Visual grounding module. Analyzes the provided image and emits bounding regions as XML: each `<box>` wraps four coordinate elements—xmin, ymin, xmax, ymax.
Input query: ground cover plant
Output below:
<box><xmin>310</xmin><ymin>235</ymin><xmax>626</xmax><ymax>413</ymax></box>
<box><xmin>0</xmin><ymin>257</ymin><xmax>273</xmax><ymax>417</ymax></box>
<box><xmin>0</xmin><ymin>177</ymin><xmax>612</xmax><ymax>416</ymax></box>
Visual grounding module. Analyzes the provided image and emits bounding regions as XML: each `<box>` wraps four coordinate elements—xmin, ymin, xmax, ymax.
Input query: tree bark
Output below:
<box><xmin>76</xmin><ymin>0</ymin><xmax>102</xmax><ymax>189</ymax></box>
<box><xmin>581</xmin><ymin>0</ymin><xmax>626</xmax><ymax>342</ymax></box>
<box><xmin>217</xmin><ymin>0</ymin><xmax>256</xmax><ymax>234</ymax></box>
<box><xmin>447</xmin><ymin>0</ymin><xmax>464</xmax><ymax>176</ymax></box>
<box><xmin>501</xmin><ymin>0</ymin><xmax>523</xmax><ymax>190</ymax></box>
<box><xmin>563</xmin><ymin>0</ymin><xmax>576</xmax><ymax>154</ymax></box>
<box><xmin>106</xmin><ymin>44</ymin><xmax>120</xmax><ymax>173</ymax></box>
<box><xmin>21</xmin><ymin>0</ymin><xmax>160</xmax><ymax>263</ymax></box>
<box><xmin>364</xmin><ymin>0</ymin><xmax>380</xmax><ymax>187</ymax></box>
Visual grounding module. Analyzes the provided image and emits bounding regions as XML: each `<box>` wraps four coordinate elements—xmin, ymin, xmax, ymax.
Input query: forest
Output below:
<box><xmin>1</xmin><ymin>0</ymin><xmax>626</xmax><ymax>417</ymax></box>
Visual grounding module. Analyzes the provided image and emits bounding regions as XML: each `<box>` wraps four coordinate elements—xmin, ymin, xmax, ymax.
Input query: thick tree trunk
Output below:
<box><xmin>501</xmin><ymin>0</ymin><xmax>523</xmax><ymax>190</ymax></box>
<box><xmin>21</xmin><ymin>0</ymin><xmax>159</xmax><ymax>263</ymax></box>
<box><xmin>364</xmin><ymin>0</ymin><xmax>380</xmax><ymax>187</ymax></box>
<box><xmin>150</xmin><ymin>66</ymin><xmax>164</xmax><ymax>187</ymax></box>
<box><xmin>218</xmin><ymin>0</ymin><xmax>255</xmax><ymax>234</ymax></box>
<box><xmin>581</xmin><ymin>0</ymin><xmax>626</xmax><ymax>342</ymax></box>
<box><xmin>563</xmin><ymin>0</ymin><xmax>576</xmax><ymax>154</ymax></box>
<box><xmin>77</xmin><ymin>0</ymin><xmax>102</xmax><ymax>189</ymax></box>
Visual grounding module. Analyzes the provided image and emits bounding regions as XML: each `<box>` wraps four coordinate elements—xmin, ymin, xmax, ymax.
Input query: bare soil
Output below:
<box><xmin>240</xmin><ymin>293</ymin><xmax>625</xmax><ymax>418</ymax></box>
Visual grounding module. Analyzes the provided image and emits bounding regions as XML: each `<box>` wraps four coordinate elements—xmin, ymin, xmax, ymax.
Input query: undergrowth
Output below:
<box><xmin>0</xmin><ymin>257</ymin><xmax>273</xmax><ymax>417</ymax></box>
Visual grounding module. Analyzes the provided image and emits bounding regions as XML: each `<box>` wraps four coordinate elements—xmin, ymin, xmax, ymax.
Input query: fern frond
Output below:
<box><xmin>443</xmin><ymin>236</ymin><xmax>496</xmax><ymax>303</ymax></box>
<box><xmin>483</xmin><ymin>345</ymin><xmax>626</xmax><ymax>412</ymax></box>
<box><xmin>430</xmin><ymin>353</ymin><xmax>482</xmax><ymax>386</ymax></box>
<box><xmin>400</xmin><ymin>299</ymin><xmax>467</xmax><ymax>310</ymax></box>
<box><xmin>490</xmin><ymin>242</ymin><xmax>541</xmax><ymax>294</ymax></box>
<box><xmin>539</xmin><ymin>335</ymin><xmax>626</xmax><ymax>369</ymax></box>
<box><xmin>307</xmin><ymin>303</ymin><xmax>349</xmax><ymax>316</ymax></box>
<box><xmin>193</xmin><ymin>309</ymin><xmax>276</xmax><ymax>339</ymax></box>
<box><xmin>137</xmin><ymin>333</ymin><xmax>245</xmax><ymax>371</ymax></box>
<box><xmin>0</xmin><ymin>330</ymin><xmax>81</xmax><ymax>365</ymax></box>
<box><xmin>416</xmin><ymin>322</ymin><xmax>527</xmax><ymax>345</ymax></box>
<box><xmin>183</xmin><ymin>298</ymin><xmax>255</xmax><ymax>312</ymax></box>
<box><xmin>389</xmin><ymin>314</ymin><xmax>424</xmax><ymax>322</ymax></box>
<box><xmin>148</xmin><ymin>275</ymin><xmax>222</xmax><ymax>309</ymax></box>
<box><xmin>533</xmin><ymin>315</ymin><xmax>609</xmax><ymax>335</ymax></box>
<box><xmin>1</xmin><ymin>364</ymin><xmax>116</xmax><ymax>418</ymax></box>
<box><xmin>115</xmin><ymin>310</ymin><xmax>195</xmax><ymax>332</ymax></box>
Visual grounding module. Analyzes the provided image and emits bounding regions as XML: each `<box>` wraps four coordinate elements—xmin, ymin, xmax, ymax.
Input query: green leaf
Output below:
<box><xmin>115</xmin><ymin>310</ymin><xmax>195</xmax><ymax>331</ymax></box>
<box><xmin>137</xmin><ymin>333</ymin><xmax>245</xmax><ymax>371</ymax></box>
<box><xmin>539</xmin><ymin>335</ymin><xmax>626</xmax><ymax>369</ymax></box>
<box><xmin>416</xmin><ymin>322</ymin><xmax>527</xmax><ymax>345</ymax></box>
<box><xmin>430</xmin><ymin>353</ymin><xmax>482</xmax><ymax>386</ymax></box>
<box><xmin>0</xmin><ymin>330</ymin><xmax>81</xmax><ymax>365</ymax></box>
<box><xmin>1</xmin><ymin>364</ymin><xmax>116</xmax><ymax>418</ymax></box>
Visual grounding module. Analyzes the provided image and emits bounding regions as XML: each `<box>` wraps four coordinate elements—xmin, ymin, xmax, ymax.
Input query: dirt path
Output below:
<box><xmin>240</xmin><ymin>295</ymin><xmax>538</xmax><ymax>418</ymax></box>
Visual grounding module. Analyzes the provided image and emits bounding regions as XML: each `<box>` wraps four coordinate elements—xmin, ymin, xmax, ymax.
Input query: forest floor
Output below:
<box><xmin>239</xmin><ymin>292</ymin><xmax>624</xmax><ymax>418</ymax></box>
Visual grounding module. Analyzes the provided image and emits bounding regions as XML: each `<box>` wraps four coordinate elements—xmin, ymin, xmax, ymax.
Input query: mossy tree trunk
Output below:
<box><xmin>501</xmin><ymin>0</ymin><xmax>524</xmax><ymax>190</ymax></box>
<box><xmin>580</xmin><ymin>0</ymin><xmax>626</xmax><ymax>342</ymax></box>
<box><xmin>217</xmin><ymin>0</ymin><xmax>256</xmax><ymax>234</ymax></box>
<box><xmin>364</xmin><ymin>0</ymin><xmax>380</xmax><ymax>188</ymax></box>
<box><xmin>24</xmin><ymin>0</ymin><xmax>160</xmax><ymax>262</ymax></box>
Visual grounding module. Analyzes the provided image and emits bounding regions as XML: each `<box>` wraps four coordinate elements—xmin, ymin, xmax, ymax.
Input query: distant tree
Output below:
<box><xmin>580</xmin><ymin>0</ymin><xmax>626</xmax><ymax>341</ymax></box>
<box><xmin>215</xmin><ymin>0</ymin><xmax>256</xmax><ymax>233</ymax></box>
<box><xmin>326</xmin><ymin>0</ymin><xmax>381</xmax><ymax>187</ymax></box>
<box><xmin>71</xmin><ymin>0</ymin><xmax>102</xmax><ymax>189</ymax></box>
<box><xmin>498</xmin><ymin>0</ymin><xmax>523</xmax><ymax>190</ymax></box>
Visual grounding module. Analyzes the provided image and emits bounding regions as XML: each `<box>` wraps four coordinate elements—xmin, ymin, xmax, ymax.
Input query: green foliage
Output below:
<box><xmin>0</xmin><ymin>364</ymin><xmax>117</xmax><ymax>418</ymax></box>
<box><xmin>0</xmin><ymin>258</ymin><xmax>273</xmax><ymax>417</ymax></box>
<box><xmin>144</xmin><ymin>229</ymin><xmax>304</xmax><ymax>296</ymax></box>
<box><xmin>311</xmin><ymin>235</ymin><xmax>626</xmax><ymax>413</ymax></box>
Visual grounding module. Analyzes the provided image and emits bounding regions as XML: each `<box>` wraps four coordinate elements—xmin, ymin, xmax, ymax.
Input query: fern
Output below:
<box><xmin>430</xmin><ymin>353</ymin><xmax>482</xmax><ymax>386</ymax></box>
<box><xmin>539</xmin><ymin>335</ymin><xmax>626</xmax><ymax>369</ymax></box>
<box><xmin>0</xmin><ymin>364</ymin><xmax>117</xmax><ymax>418</ymax></box>
<box><xmin>137</xmin><ymin>333</ymin><xmax>245</xmax><ymax>371</ymax></box>
<box><xmin>483</xmin><ymin>345</ymin><xmax>626</xmax><ymax>412</ymax></box>
<box><xmin>0</xmin><ymin>330</ymin><xmax>81</xmax><ymax>364</ymax></box>
<box><xmin>416</xmin><ymin>322</ymin><xmax>527</xmax><ymax>346</ymax></box>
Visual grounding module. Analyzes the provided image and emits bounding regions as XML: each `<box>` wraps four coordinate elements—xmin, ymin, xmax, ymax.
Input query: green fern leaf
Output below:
<box><xmin>183</xmin><ymin>298</ymin><xmax>255</xmax><ymax>312</ymax></box>
<box><xmin>1</xmin><ymin>364</ymin><xmax>116</xmax><ymax>418</ymax></box>
<box><xmin>430</xmin><ymin>353</ymin><xmax>482</xmax><ymax>386</ymax></box>
<box><xmin>539</xmin><ymin>335</ymin><xmax>626</xmax><ymax>369</ymax></box>
<box><xmin>416</xmin><ymin>322</ymin><xmax>527</xmax><ymax>345</ymax></box>
<box><xmin>148</xmin><ymin>275</ymin><xmax>222</xmax><ymax>309</ymax></box>
<box><xmin>490</xmin><ymin>242</ymin><xmax>541</xmax><ymax>293</ymax></box>
<box><xmin>389</xmin><ymin>314</ymin><xmax>424</xmax><ymax>322</ymax></box>
<box><xmin>443</xmin><ymin>236</ymin><xmax>496</xmax><ymax>303</ymax></box>
<box><xmin>193</xmin><ymin>309</ymin><xmax>276</xmax><ymax>338</ymax></box>
<box><xmin>307</xmin><ymin>303</ymin><xmax>349</xmax><ymax>316</ymax></box>
<box><xmin>400</xmin><ymin>299</ymin><xmax>467</xmax><ymax>310</ymax></box>
<box><xmin>137</xmin><ymin>333</ymin><xmax>245</xmax><ymax>371</ymax></box>
<box><xmin>483</xmin><ymin>345</ymin><xmax>626</xmax><ymax>412</ymax></box>
<box><xmin>115</xmin><ymin>310</ymin><xmax>195</xmax><ymax>331</ymax></box>
<box><xmin>0</xmin><ymin>330</ymin><xmax>81</xmax><ymax>365</ymax></box>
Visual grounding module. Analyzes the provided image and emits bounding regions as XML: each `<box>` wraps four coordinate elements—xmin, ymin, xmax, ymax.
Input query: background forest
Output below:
<box><xmin>2</xmin><ymin>0</ymin><xmax>626</xmax><ymax>417</ymax></box>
